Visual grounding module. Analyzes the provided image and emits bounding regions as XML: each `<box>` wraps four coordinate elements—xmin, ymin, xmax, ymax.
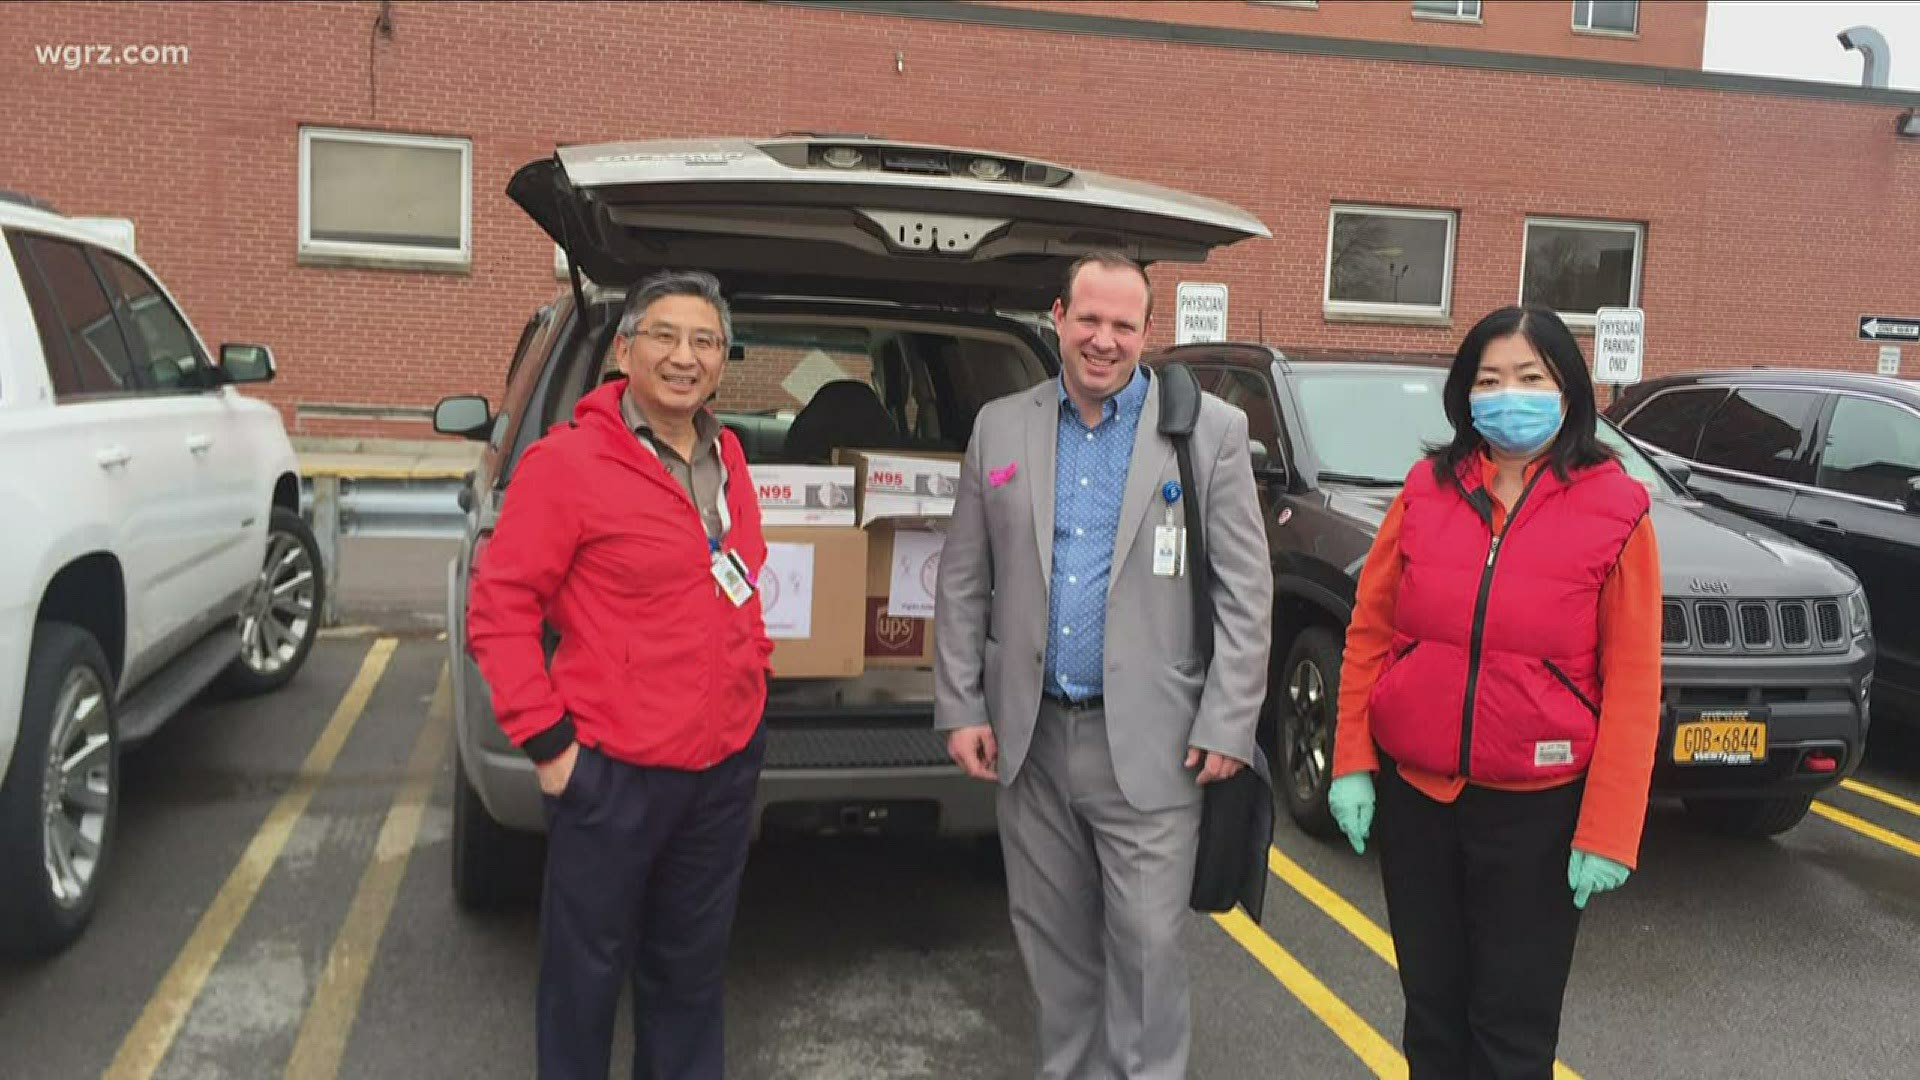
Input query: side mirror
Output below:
<box><xmin>1905</xmin><ymin>476</ymin><xmax>1920</xmax><ymax>514</ymax></box>
<box><xmin>1250</xmin><ymin>440</ymin><xmax>1290</xmax><ymax>489</ymax></box>
<box><xmin>434</xmin><ymin>395</ymin><xmax>493</xmax><ymax>441</ymax></box>
<box><xmin>219</xmin><ymin>343</ymin><xmax>276</xmax><ymax>384</ymax></box>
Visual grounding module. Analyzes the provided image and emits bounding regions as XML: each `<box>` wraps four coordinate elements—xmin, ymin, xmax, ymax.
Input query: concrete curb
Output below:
<box><xmin>298</xmin><ymin>454</ymin><xmax>474</xmax><ymax>481</ymax></box>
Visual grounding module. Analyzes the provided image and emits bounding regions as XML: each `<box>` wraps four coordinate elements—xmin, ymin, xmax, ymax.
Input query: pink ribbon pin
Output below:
<box><xmin>989</xmin><ymin>462</ymin><xmax>1019</xmax><ymax>488</ymax></box>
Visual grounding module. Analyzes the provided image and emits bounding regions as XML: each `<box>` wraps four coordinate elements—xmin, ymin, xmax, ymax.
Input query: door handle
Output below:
<box><xmin>186</xmin><ymin>434</ymin><xmax>213</xmax><ymax>454</ymax></box>
<box><xmin>95</xmin><ymin>446</ymin><xmax>132</xmax><ymax>469</ymax></box>
<box><xmin>1808</xmin><ymin>518</ymin><xmax>1847</xmax><ymax>536</ymax></box>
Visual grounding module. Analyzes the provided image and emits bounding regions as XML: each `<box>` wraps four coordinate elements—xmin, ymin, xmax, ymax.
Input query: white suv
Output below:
<box><xmin>0</xmin><ymin>191</ymin><xmax>322</xmax><ymax>955</ymax></box>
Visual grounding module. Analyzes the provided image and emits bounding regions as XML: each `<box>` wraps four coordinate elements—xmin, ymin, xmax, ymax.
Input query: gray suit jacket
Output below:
<box><xmin>934</xmin><ymin>373</ymin><xmax>1274</xmax><ymax>813</ymax></box>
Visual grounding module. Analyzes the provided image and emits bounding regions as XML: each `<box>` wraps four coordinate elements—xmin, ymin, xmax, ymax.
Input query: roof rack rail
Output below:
<box><xmin>0</xmin><ymin>189</ymin><xmax>58</xmax><ymax>213</ymax></box>
<box><xmin>772</xmin><ymin>130</ymin><xmax>886</xmax><ymax>140</ymax></box>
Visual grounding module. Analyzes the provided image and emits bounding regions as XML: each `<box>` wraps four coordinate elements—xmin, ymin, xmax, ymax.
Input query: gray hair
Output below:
<box><xmin>617</xmin><ymin>269</ymin><xmax>732</xmax><ymax>343</ymax></box>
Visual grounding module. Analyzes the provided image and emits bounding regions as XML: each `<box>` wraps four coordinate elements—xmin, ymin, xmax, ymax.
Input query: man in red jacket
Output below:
<box><xmin>467</xmin><ymin>269</ymin><xmax>774</xmax><ymax>1080</ymax></box>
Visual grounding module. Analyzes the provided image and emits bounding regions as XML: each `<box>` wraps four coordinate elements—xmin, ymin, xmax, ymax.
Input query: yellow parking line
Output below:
<box><xmin>1266</xmin><ymin>846</ymin><xmax>1585</xmax><ymax>1080</ymax></box>
<box><xmin>1212</xmin><ymin>909</ymin><xmax>1408</xmax><ymax>1078</ymax></box>
<box><xmin>1812</xmin><ymin>801</ymin><xmax>1920</xmax><ymax>859</ymax></box>
<box><xmin>1838</xmin><ymin>778</ymin><xmax>1920</xmax><ymax>820</ymax></box>
<box><xmin>105</xmin><ymin>638</ymin><xmax>398</xmax><ymax>1080</ymax></box>
<box><xmin>284</xmin><ymin>662</ymin><xmax>451</xmax><ymax>1079</ymax></box>
<box><xmin>1268</xmin><ymin>846</ymin><xmax>1398</xmax><ymax>967</ymax></box>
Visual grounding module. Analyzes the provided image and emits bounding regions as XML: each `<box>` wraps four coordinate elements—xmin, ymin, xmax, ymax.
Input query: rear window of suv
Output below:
<box><xmin>577</xmin><ymin>314</ymin><xmax>1048</xmax><ymax>466</ymax></box>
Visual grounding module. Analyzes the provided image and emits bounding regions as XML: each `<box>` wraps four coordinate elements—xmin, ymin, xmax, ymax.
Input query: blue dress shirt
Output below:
<box><xmin>1044</xmin><ymin>365</ymin><xmax>1150</xmax><ymax>702</ymax></box>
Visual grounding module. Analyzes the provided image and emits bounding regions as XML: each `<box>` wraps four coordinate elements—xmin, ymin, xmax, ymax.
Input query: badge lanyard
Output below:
<box><xmin>1154</xmin><ymin>479</ymin><xmax>1186</xmax><ymax>578</ymax></box>
<box><xmin>636</xmin><ymin>434</ymin><xmax>753</xmax><ymax>605</ymax></box>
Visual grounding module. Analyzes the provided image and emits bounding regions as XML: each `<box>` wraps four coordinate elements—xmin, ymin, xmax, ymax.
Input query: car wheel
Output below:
<box><xmin>1277</xmin><ymin>626</ymin><xmax>1342</xmax><ymax>839</ymax></box>
<box><xmin>1683</xmin><ymin>795</ymin><xmax>1814</xmax><ymax>837</ymax></box>
<box><xmin>0</xmin><ymin>623</ymin><xmax>119</xmax><ymax>956</ymax></box>
<box><xmin>452</xmin><ymin>748</ymin><xmax>543</xmax><ymax>912</ymax></box>
<box><xmin>218</xmin><ymin>507</ymin><xmax>324</xmax><ymax>697</ymax></box>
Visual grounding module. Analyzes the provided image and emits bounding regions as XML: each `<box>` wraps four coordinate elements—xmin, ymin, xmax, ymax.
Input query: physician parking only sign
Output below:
<box><xmin>1175</xmin><ymin>282</ymin><xmax>1228</xmax><ymax>345</ymax></box>
<box><xmin>1593</xmin><ymin>307</ymin><xmax>1645</xmax><ymax>385</ymax></box>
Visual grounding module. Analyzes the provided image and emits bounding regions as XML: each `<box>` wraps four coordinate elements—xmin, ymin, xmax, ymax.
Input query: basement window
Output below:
<box><xmin>299</xmin><ymin>127</ymin><xmax>471</xmax><ymax>271</ymax></box>
<box><xmin>1324</xmin><ymin>204</ymin><xmax>1456</xmax><ymax>321</ymax></box>
<box><xmin>1520</xmin><ymin>217</ymin><xmax>1644</xmax><ymax>327</ymax></box>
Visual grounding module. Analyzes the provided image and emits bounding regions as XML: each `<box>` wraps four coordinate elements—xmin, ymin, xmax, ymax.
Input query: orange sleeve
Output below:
<box><xmin>1571</xmin><ymin>514</ymin><xmax>1663</xmax><ymax>868</ymax></box>
<box><xmin>1330</xmin><ymin>494</ymin><xmax>1407</xmax><ymax>779</ymax></box>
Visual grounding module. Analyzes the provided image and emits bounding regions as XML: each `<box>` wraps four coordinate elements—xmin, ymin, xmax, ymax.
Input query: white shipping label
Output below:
<box><xmin>886</xmin><ymin>528</ymin><xmax>944</xmax><ymax>618</ymax></box>
<box><xmin>759</xmin><ymin>542</ymin><xmax>815</xmax><ymax>639</ymax></box>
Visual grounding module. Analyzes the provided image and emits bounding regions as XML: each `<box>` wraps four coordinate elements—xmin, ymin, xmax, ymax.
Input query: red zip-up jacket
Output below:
<box><xmin>466</xmin><ymin>379</ymin><xmax>773</xmax><ymax>771</ymax></box>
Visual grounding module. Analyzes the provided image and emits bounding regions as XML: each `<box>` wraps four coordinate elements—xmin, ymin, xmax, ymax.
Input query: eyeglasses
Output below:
<box><xmin>635</xmin><ymin>325</ymin><xmax>726</xmax><ymax>357</ymax></box>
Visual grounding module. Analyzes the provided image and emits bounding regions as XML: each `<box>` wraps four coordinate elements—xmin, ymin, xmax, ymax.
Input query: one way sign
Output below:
<box><xmin>1860</xmin><ymin>315</ymin><xmax>1920</xmax><ymax>341</ymax></box>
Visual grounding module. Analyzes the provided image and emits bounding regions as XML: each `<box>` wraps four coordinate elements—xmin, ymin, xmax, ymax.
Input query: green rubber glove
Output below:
<box><xmin>1328</xmin><ymin>773</ymin><xmax>1375</xmax><ymax>855</ymax></box>
<box><xmin>1567</xmin><ymin>849</ymin><xmax>1631</xmax><ymax>909</ymax></box>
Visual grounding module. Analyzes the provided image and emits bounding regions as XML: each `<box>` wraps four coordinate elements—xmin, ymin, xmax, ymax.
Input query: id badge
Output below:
<box><xmin>1153</xmin><ymin>525</ymin><xmax>1182</xmax><ymax>577</ymax></box>
<box><xmin>711</xmin><ymin>549</ymin><xmax>755</xmax><ymax>607</ymax></box>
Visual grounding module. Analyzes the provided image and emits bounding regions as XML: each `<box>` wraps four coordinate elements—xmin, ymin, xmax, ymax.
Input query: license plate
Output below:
<box><xmin>1672</xmin><ymin>710</ymin><xmax>1768</xmax><ymax>766</ymax></box>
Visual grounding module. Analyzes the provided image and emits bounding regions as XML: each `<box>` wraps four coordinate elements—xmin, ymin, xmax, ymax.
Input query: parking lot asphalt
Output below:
<box><xmin>2</xmin><ymin>542</ymin><xmax>1917</xmax><ymax>1079</ymax></box>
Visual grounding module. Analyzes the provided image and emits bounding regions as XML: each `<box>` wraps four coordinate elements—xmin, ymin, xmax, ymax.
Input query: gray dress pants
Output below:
<box><xmin>997</xmin><ymin>699</ymin><xmax>1203</xmax><ymax>1080</ymax></box>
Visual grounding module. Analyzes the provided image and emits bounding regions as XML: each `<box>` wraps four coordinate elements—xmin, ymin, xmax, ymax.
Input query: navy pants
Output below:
<box><xmin>535</xmin><ymin>726</ymin><xmax>765</xmax><ymax>1080</ymax></box>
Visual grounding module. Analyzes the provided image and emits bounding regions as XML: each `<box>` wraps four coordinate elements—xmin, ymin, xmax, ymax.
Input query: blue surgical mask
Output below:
<box><xmin>1470</xmin><ymin>389</ymin><xmax>1564</xmax><ymax>457</ymax></box>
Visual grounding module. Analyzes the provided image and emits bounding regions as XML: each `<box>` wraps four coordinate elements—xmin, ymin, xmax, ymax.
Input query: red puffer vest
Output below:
<box><xmin>1368</xmin><ymin>454</ymin><xmax>1649</xmax><ymax>782</ymax></box>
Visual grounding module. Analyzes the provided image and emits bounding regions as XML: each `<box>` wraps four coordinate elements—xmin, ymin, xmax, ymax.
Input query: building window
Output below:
<box><xmin>1324</xmin><ymin>205</ymin><xmax>1456</xmax><ymax>319</ymax></box>
<box><xmin>299</xmin><ymin>127</ymin><xmax>471</xmax><ymax>269</ymax></box>
<box><xmin>1414</xmin><ymin>0</ymin><xmax>1481</xmax><ymax>20</ymax></box>
<box><xmin>1520</xmin><ymin>217</ymin><xmax>1642</xmax><ymax>325</ymax></box>
<box><xmin>1573</xmin><ymin>0</ymin><xmax>1637</xmax><ymax>34</ymax></box>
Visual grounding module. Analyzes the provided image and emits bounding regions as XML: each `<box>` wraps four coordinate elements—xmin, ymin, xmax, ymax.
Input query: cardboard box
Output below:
<box><xmin>861</xmin><ymin>522</ymin><xmax>946</xmax><ymax>668</ymax></box>
<box><xmin>749</xmin><ymin>465</ymin><xmax>856</xmax><ymax>527</ymax></box>
<box><xmin>760</xmin><ymin>526</ymin><xmax>868</xmax><ymax>679</ymax></box>
<box><xmin>833</xmin><ymin>449</ymin><xmax>964</xmax><ymax>526</ymax></box>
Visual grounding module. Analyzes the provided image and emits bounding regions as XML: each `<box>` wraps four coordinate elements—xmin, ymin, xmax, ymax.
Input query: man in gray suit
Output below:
<box><xmin>934</xmin><ymin>252</ymin><xmax>1273</xmax><ymax>1079</ymax></box>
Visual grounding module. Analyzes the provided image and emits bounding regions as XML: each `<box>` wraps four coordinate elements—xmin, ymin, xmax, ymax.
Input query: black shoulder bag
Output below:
<box><xmin>1157</xmin><ymin>362</ymin><xmax>1274</xmax><ymax>921</ymax></box>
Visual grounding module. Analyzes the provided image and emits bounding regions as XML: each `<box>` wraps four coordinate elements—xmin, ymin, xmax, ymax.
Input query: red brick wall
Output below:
<box><xmin>1</xmin><ymin>1</ymin><xmax>1911</xmax><ymax>442</ymax></box>
<box><xmin>989</xmin><ymin>1</ymin><xmax>1709</xmax><ymax>69</ymax></box>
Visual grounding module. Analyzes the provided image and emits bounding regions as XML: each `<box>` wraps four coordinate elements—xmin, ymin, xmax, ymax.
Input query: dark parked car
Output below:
<box><xmin>1608</xmin><ymin>370</ymin><xmax>1918</xmax><ymax>727</ymax></box>
<box><xmin>1144</xmin><ymin>344</ymin><xmax>1876</xmax><ymax>839</ymax></box>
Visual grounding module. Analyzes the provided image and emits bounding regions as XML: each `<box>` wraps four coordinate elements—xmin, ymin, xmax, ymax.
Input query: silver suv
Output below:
<box><xmin>433</xmin><ymin>136</ymin><xmax>1269</xmax><ymax>907</ymax></box>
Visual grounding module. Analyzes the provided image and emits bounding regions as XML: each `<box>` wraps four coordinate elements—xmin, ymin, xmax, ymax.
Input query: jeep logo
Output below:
<box><xmin>1689</xmin><ymin>578</ymin><xmax>1733</xmax><ymax>595</ymax></box>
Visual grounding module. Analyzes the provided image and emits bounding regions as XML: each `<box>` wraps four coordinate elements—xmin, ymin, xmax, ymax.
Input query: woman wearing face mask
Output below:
<box><xmin>1325</xmin><ymin>306</ymin><xmax>1662</xmax><ymax>1079</ymax></box>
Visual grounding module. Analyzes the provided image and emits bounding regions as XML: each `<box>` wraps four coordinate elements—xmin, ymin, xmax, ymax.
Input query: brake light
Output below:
<box><xmin>1802</xmin><ymin>751</ymin><xmax>1840</xmax><ymax>774</ymax></box>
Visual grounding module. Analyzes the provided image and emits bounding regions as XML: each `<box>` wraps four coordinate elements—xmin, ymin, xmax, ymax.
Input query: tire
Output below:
<box><xmin>218</xmin><ymin>507</ymin><xmax>324</xmax><ymax>697</ymax></box>
<box><xmin>1683</xmin><ymin>795</ymin><xmax>1814</xmax><ymax>837</ymax></box>
<box><xmin>1276</xmin><ymin>626</ymin><xmax>1343</xmax><ymax>839</ymax></box>
<box><xmin>0</xmin><ymin>623</ymin><xmax>119</xmax><ymax>956</ymax></box>
<box><xmin>452</xmin><ymin>748</ymin><xmax>543</xmax><ymax>912</ymax></box>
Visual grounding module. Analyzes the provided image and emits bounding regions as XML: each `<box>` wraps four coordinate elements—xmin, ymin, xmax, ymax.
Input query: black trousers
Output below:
<box><xmin>535</xmin><ymin>726</ymin><xmax>766</xmax><ymax>1080</ymax></box>
<box><xmin>1374</xmin><ymin>762</ymin><xmax>1585</xmax><ymax>1080</ymax></box>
